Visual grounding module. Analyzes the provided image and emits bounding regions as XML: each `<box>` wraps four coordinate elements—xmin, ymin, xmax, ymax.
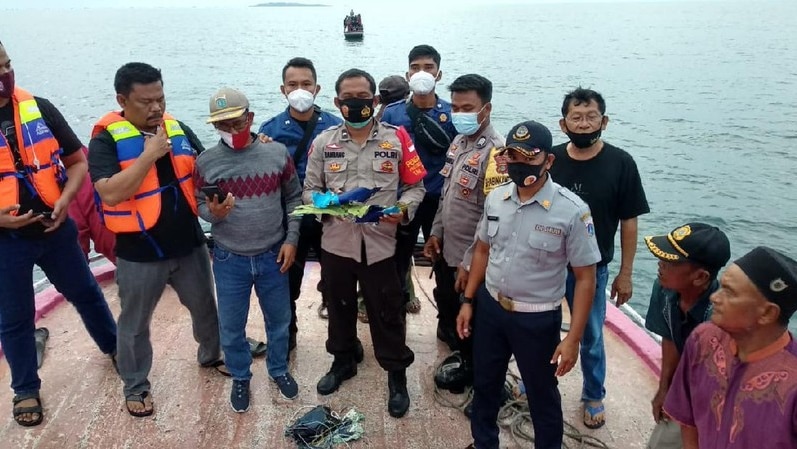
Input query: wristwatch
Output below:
<box><xmin>459</xmin><ymin>293</ymin><xmax>473</xmax><ymax>305</ymax></box>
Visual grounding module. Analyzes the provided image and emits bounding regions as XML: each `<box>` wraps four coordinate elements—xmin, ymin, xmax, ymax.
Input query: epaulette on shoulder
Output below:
<box><xmin>322</xmin><ymin>123</ymin><xmax>344</xmax><ymax>133</ymax></box>
<box><xmin>384</xmin><ymin>99</ymin><xmax>406</xmax><ymax>110</ymax></box>
<box><xmin>381</xmin><ymin>122</ymin><xmax>400</xmax><ymax>130</ymax></box>
<box><xmin>557</xmin><ymin>186</ymin><xmax>587</xmax><ymax>207</ymax></box>
<box><xmin>489</xmin><ymin>181</ymin><xmax>513</xmax><ymax>200</ymax></box>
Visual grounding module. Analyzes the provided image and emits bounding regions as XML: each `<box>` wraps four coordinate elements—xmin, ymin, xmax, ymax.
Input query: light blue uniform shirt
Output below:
<box><xmin>475</xmin><ymin>176</ymin><xmax>601</xmax><ymax>303</ymax></box>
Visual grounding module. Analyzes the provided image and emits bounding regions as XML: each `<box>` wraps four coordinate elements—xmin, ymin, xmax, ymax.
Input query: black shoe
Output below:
<box><xmin>317</xmin><ymin>358</ymin><xmax>357</xmax><ymax>395</ymax></box>
<box><xmin>387</xmin><ymin>369</ymin><xmax>409</xmax><ymax>418</ymax></box>
<box><xmin>230</xmin><ymin>379</ymin><xmax>251</xmax><ymax>413</ymax></box>
<box><xmin>289</xmin><ymin>331</ymin><xmax>297</xmax><ymax>352</ymax></box>
<box><xmin>355</xmin><ymin>339</ymin><xmax>364</xmax><ymax>364</ymax></box>
<box><xmin>434</xmin><ymin>351</ymin><xmax>473</xmax><ymax>394</ymax></box>
<box><xmin>436</xmin><ymin>323</ymin><xmax>459</xmax><ymax>352</ymax></box>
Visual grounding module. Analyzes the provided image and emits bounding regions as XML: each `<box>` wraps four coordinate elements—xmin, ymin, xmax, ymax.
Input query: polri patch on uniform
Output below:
<box><xmin>449</xmin><ymin>143</ymin><xmax>458</xmax><ymax>152</ymax></box>
<box><xmin>440</xmin><ymin>165</ymin><xmax>451</xmax><ymax>176</ymax></box>
<box><xmin>328</xmin><ymin>162</ymin><xmax>342</xmax><ymax>172</ymax></box>
<box><xmin>461</xmin><ymin>188</ymin><xmax>470</xmax><ymax>197</ymax></box>
<box><xmin>467</xmin><ymin>152</ymin><xmax>481</xmax><ymax>166</ymax></box>
<box><xmin>381</xmin><ymin>161</ymin><xmax>395</xmax><ymax>173</ymax></box>
<box><xmin>439</xmin><ymin>113</ymin><xmax>448</xmax><ymax>122</ymax></box>
<box><xmin>476</xmin><ymin>136</ymin><xmax>487</xmax><ymax>148</ymax></box>
<box><xmin>326</xmin><ymin>143</ymin><xmax>343</xmax><ymax>150</ymax></box>
<box><xmin>379</xmin><ymin>141</ymin><xmax>395</xmax><ymax>150</ymax></box>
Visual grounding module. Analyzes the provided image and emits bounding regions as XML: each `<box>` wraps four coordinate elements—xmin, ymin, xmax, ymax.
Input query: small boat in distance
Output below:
<box><xmin>344</xmin><ymin>9</ymin><xmax>363</xmax><ymax>40</ymax></box>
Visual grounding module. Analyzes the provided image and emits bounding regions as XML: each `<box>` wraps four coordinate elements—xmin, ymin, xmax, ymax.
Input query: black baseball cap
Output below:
<box><xmin>498</xmin><ymin>120</ymin><xmax>552</xmax><ymax>158</ymax></box>
<box><xmin>378</xmin><ymin>75</ymin><xmax>409</xmax><ymax>105</ymax></box>
<box><xmin>735</xmin><ymin>246</ymin><xmax>797</xmax><ymax>321</ymax></box>
<box><xmin>644</xmin><ymin>222</ymin><xmax>731</xmax><ymax>273</ymax></box>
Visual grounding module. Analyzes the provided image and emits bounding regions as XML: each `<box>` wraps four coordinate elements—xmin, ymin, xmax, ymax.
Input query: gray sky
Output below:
<box><xmin>2</xmin><ymin>0</ymin><xmax>733</xmax><ymax>9</ymax></box>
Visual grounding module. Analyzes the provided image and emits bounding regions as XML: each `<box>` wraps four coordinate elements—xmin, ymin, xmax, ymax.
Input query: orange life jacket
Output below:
<box><xmin>91</xmin><ymin>112</ymin><xmax>198</xmax><ymax>237</ymax></box>
<box><xmin>0</xmin><ymin>87</ymin><xmax>65</xmax><ymax>212</ymax></box>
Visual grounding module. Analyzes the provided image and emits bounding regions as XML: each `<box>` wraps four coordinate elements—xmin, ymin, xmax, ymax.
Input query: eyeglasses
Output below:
<box><xmin>565</xmin><ymin>113</ymin><xmax>603</xmax><ymax>126</ymax></box>
<box><xmin>215</xmin><ymin>114</ymin><xmax>250</xmax><ymax>133</ymax></box>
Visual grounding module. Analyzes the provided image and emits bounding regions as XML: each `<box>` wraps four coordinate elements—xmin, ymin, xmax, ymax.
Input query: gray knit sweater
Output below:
<box><xmin>195</xmin><ymin>137</ymin><xmax>302</xmax><ymax>256</ymax></box>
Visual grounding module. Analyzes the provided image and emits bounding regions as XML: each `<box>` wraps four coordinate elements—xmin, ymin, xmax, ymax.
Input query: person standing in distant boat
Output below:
<box><xmin>90</xmin><ymin>62</ymin><xmax>227</xmax><ymax>418</ymax></box>
<box><xmin>0</xmin><ymin>40</ymin><xmax>117</xmax><ymax>427</ymax></box>
<box><xmin>642</xmin><ymin>223</ymin><xmax>731</xmax><ymax>449</ymax></box>
<box><xmin>664</xmin><ymin>246</ymin><xmax>797</xmax><ymax>449</ymax></box>
<box><xmin>381</xmin><ymin>44</ymin><xmax>458</xmax><ymax>318</ymax></box>
<box><xmin>548</xmin><ymin>87</ymin><xmax>650</xmax><ymax>429</ymax></box>
<box><xmin>258</xmin><ymin>57</ymin><xmax>343</xmax><ymax>343</ymax></box>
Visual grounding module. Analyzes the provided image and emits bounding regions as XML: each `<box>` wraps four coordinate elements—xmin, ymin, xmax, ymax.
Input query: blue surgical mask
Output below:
<box><xmin>451</xmin><ymin>106</ymin><xmax>485</xmax><ymax>136</ymax></box>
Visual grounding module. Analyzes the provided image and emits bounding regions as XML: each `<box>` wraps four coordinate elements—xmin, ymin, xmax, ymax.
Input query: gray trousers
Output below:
<box><xmin>116</xmin><ymin>245</ymin><xmax>221</xmax><ymax>397</ymax></box>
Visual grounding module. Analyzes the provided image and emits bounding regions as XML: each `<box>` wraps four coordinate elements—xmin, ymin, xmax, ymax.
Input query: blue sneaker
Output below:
<box><xmin>273</xmin><ymin>373</ymin><xmax>299</xmax><ymax>400</ymax></box>
<box><xmin>230</xmin><ymin>379</ymin><xmax>250</xmax><ymax>413</ymax></box>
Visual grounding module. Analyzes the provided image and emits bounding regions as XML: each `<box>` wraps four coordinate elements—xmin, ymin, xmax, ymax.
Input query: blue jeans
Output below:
<box><xmin>0</xmin><ymin>218</ymin><xmax>117</xmax><ymax>396</ymax></box>
<box><xmin>565</xmin><ymin>264</ymin><xmax>609</xmax><ymax>402</ymax></box>
<box><xmin>471</xmin><ymin>284</ymin><xmax>563</xmax><ymax>449</ymax></box>
<box><xmin>212</xmin><ymin>245</ymin><xmax>290</xmax><ymax>380</ymax></box>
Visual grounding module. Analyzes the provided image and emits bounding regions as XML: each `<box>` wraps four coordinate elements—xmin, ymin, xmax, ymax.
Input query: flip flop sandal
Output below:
<box><xmin>202</xmin><ymin>359</ymin><xmax>232</xmax><ymax>377</ymax></box>
<box><xmin>125</xmin><ymin>391</ymin><xmax>154</xmax><ymax>417</ymax></box>
<box><xmin>584</xmin><ymin>401</ymin><xmax>606</xmax><ymax>429</ymax></box>
<box><xmin>247</xmin><ymin>337</ymin><xmax>267</xmax><ymax>357</ymax></box>
<box><xmin>13</xmin><ymin>393</ymin><xmax>43</xmax><ymax>427</ymax></box>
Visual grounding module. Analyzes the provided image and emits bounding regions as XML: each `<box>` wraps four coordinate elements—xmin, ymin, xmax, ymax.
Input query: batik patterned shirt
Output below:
<box><xmin>664</xmin><ymin>322</ymin><xmax>797</xmax><ymax>448</ymax></box>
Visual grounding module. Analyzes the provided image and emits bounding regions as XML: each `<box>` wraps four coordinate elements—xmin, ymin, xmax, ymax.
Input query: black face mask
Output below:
<box><xmin>339</xmin><ymin>98</ymin><xmax>375</xmax><ymax>126</ymax></box>
<box><xmin>507</xmin><ymin>161</ymin><xmax>546</xmax><ymax>187</ymax></box>
<box><xmin>565</xmin><ymin>127</ymin><xmax>602</xmax><ymax>149</ymax></box>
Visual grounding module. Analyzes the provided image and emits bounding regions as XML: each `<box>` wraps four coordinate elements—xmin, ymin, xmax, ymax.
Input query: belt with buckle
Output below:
<box><xmin>496</xmin><ymin>292</ymin><xmax>561</xmax><ymax>313</ymax></box>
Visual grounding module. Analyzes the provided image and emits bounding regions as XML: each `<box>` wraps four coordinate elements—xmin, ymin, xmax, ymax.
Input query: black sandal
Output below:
<box><xmin>201</xmin><ymin>359</ymin><xmax>232</xmax><ymax>377</ymax></box>
<box><xmin>13</xmin><ymin>393</ymin><xmax>43</xmax><ymax>427</ymax></box>
<box><xmin>125</xmin><ymin>391</ymin><xmax>154</xmax><ymax>417</ymax></box>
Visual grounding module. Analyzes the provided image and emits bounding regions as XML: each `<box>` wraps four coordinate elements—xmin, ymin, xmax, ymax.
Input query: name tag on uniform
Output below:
<box><xmin>487</xmin><ymin>215</ymin><xmax>499</xmax><ymax>221</ymax></box>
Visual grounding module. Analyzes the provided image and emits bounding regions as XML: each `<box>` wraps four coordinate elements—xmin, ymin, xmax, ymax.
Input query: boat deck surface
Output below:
<box><xmin>0</xmin><ymin>263</ymin><xmax>658</xmax><ymax>448</ymax></box>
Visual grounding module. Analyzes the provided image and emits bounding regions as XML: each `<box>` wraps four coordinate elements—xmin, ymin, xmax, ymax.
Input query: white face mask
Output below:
<box><xmin>408</xmin><ymin>71</ymin><xmax>437</xmax><ymax>95</ymax></box>
<box><xmin>287</xmin><ymin>88</ymin><xmax>316</xmax><ymax>113</ymax></box>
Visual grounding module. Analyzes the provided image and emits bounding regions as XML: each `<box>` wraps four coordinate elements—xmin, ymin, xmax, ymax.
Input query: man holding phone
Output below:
<box><xmin>0</xmin><ymin>40</ymin><xmax>118</xmax><ymax>427</ymax></box>
<box><xmin>196</xmin><ymin>87</ymin><xmax>303</xmax><ymax>412</ymax></box>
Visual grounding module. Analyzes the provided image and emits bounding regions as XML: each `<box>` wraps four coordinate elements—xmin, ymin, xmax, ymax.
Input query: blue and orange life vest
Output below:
<box><xmin>0</xmin><ymin>87</ymin><xmax>65</xmax><ymax>212</ymax></box>
<box><xmin>91</xmin><ymin>112</ymin><xmax>198</xmax><ymax>238</ymax></box>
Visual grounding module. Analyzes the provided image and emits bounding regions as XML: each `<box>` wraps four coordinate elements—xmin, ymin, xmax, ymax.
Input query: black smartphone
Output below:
<box><xmin>200</xmin><ymin>185</ymin><xmax>225</xmax><ymax>200</ymax></box>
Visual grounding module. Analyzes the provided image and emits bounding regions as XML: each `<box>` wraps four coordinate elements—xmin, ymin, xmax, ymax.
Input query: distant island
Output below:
<box><xmin>252</xmin><ymin>2</ymin><xmax>330</xmax><ymax>6</ymax></box>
